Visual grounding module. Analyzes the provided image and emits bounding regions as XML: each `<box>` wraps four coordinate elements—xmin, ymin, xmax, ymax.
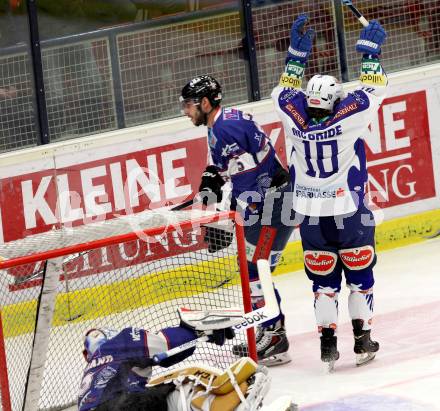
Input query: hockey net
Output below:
<box><xmin>0</xmin><ymin>208</ymin><xmax>256</xmax><ymax>411</ymax></box>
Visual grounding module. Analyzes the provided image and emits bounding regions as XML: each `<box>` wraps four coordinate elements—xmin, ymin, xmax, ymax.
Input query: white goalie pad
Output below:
<box><xmin>178</xmin><ymin>307</ymin><xmax>245</xmax><ymax>331</ymax></box>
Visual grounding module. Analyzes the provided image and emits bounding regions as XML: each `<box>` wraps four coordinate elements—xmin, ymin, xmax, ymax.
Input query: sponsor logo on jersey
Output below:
<box><xmin>86</xmin><ymin>355</ymin><xmax>114</xmax><ymax>371</ymax></box>
<box><xmin>95</xmin><ymin>366</ymin><xmax>117</xmax><ymax>388</ymax></box>
<box><xmin>331</xmin><ymin>103</ymin><xmax>358</xmax><ymax>122</ymax></box>
<box><xmin>221</xmin><ymin>142</ymin><xmax>240</xmax><ymax>157</ymax></box>
<box><xmin>295</xmin><ymin>184</ymin><xmax>345</xmax><ymax>199</ymax></box>
<box><xmin>223</xmin><ymin>108</ymin><xmax>240</xmax><ymax>120</ymax></box>
<box><xmin>279</xmin><ymin>88</ymin><xmax>300</xmax><ymax>102</ymax></box>
<box><xmin>130</xmin><ymin>327</ymin><xmax>141</xmax><ymax>341</ymax></box>
<box><xmin>285</xmin><ymin>104</ymin><xmax>306</xmax><ymax>128</ymax></box>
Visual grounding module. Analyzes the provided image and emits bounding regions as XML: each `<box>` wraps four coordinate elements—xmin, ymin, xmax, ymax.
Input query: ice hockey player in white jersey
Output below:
<box><xmin>78</xmin><ymin>311</ymin><xmax>295</xmax><ymax>411</ymax></box>
<box><xmin>271</xmin><ymin>14</ymin><xmax>388</xmax><ymax>369</ymax></box>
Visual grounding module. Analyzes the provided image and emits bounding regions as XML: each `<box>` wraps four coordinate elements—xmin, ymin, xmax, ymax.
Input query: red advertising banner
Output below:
<box><xmin>0</xmin><ymin>90</ymin><xmax>435</xmax><ymax>245</ymax></box>
<box><xmin>0</xmin><ymin>138</ymin><xmax>208</xmax><ymax>243</ymax></box>
<box><xmin>364</xmin><ymin>90</ymin><xmax>435</xmax><ymax>207</ymax></box>
<box><xmin>7</xmin><ymin>227</ymin><xmax>206</xmax><ymax>292</ymax></box>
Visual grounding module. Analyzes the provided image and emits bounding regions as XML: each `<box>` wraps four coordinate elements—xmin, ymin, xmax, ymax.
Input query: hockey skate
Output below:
<box><xmin>232</xmin><ymin>323</ymin><xmax>291</xmax><ymax>366</ymax></box>
<box><xmin>352</xmin><ymin>319</ymin><xmax>379</xmax><ymax>366</ymax></box>
<box><xmin>320</xmin><ymin>327</ymin><xmax>339</xmax><ymax>372</ymax></box>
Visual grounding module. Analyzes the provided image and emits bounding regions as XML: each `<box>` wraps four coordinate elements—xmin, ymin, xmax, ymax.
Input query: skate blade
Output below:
<box><xmin>356</xmin><ymin>352</ymin><xmax>376</xmax><ymax>366</ymax></box>
<box><xmin>259</xmin><ymin>352</ymin><xmax>292</xmax><ymax>367</ymax></box>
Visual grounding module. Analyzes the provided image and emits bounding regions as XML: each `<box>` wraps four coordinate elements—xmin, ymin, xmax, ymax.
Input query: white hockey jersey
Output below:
<box><xmin>271</xmin><ymin>60</ymin><xmax>388</xmax><ymax>216</ymax></box>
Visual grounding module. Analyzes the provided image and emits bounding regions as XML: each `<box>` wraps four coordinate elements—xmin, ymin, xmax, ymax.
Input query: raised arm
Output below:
<box><xmin>277</xmin><ymin>14</ymin><xmax>314</xmax><ymax>91</ymax></box>
<box><xmin>355</xmin><ymin>20</ymin><xmax>388</xmax><ymax>98</ymax></box>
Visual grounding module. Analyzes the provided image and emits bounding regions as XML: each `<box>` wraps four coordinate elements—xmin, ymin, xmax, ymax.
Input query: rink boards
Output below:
<box><xmin>0</xmin><ymin>61</ymin><xmax>440</xmax><ymax>310</ymax></box>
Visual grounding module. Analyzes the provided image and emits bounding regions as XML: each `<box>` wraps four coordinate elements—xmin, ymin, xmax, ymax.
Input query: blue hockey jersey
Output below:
<box><xmin>77</xmin><ymin>326</ymin><xmax>196</xmax><ymax>411</ymax></box>
<box><xmin>208</xmin><ymin>108</ymin><xmax>283</xmax><ymax>215</ymax></box>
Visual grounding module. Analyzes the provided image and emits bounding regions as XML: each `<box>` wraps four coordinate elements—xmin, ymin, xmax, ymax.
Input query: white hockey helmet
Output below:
<box><xmin>306</xmin><ymin>75</ymin><xmax>343</xmax><ymax>112</ymax></box>
<box><xmin>83</xmin><ymin>328</ymin><xmax>118</xmax><ymax>360</ymax></box>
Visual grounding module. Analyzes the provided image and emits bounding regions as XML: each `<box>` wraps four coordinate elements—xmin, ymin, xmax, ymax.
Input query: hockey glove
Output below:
<box><xmin>288</xmin><ymin>14</ymin><xmax>315</xmax><ymax>64</ymax></box>
<box><xmin>205</xmin><ymin>327</ymin><xmax>236</xmax><ymax>346</ymax></box>
<box><xmin>204</xmin><ymin>225</ymin><xmax>234</xmax><ymax>253</ymax></box>
<box><xmin>179</xmin><ymin>308</ymin><xmax>236</xmax><ymax>346</ymax></box>
<box><xmin>356</xmin><ymin>20</ymin><xmax>387</xmax><ymax>55</ymax></box>
<box><xmin>199</xmin><ymin>165</ymin><xmax>225</xmax><ymax>206</ymax></box>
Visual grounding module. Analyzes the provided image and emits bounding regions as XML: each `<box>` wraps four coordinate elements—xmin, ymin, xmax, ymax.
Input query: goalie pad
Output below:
<box><xmin>149</xmin><ymin>357</ymin><xmax>257</xmax><ymax>394</ymax></box>
<box><xmin>149</xmin><ymin>358</ymin><xmax>270</xmax><ymax>411</ymax></box>
<box><xmin>178</xmin><ymin>307</ymin><xmax>244</xmax><ymax>331</ymax></box>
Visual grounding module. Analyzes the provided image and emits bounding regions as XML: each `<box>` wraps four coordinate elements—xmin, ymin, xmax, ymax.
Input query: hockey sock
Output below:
<box><xmin>314</xmin><ymin>288</ymin><xmax>339</xmax><ymax>332</ymax></box>
<box><xmin>348</xmin><ymin>284</ymin><xmax>374</xmax><ymax>330</ymax></box>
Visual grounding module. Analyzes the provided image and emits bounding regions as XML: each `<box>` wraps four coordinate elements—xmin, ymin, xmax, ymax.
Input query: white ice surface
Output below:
<box><xmin>265</xmin><ymin>237</ymin><xmax>440</xmax><ymax>410</ymax></box>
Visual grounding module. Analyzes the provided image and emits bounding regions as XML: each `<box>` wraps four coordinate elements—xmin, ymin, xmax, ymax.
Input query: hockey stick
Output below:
<box><xmin>152</xmin><ymin>259</ymin><xmax>278</xmax><ymax>364</ymax></box>
<box><xmin>169</xmin><ymin>189</ymin><xmax>218</xmax><ymax>211</ymax></box>
<box><xmin>341</xmin><ymin>0</ymin><xmax>369</xmax><ymax>27</ymax></box>
<box><xmin>170</xmin><ymin>197</ymin><xmax>197</xmax><ymax>211</ymax></box>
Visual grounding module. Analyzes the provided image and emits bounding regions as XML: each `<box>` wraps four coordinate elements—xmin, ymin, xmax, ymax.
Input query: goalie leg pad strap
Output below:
<box><xmin>148</xmin><ymin>357</ymin><xmax>258</xmax><ymax>396</ymax></box>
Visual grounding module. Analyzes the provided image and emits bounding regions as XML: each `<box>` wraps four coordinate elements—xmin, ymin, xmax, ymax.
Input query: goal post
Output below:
<box><xmin>0</xmin><ymin>208</ymin><xmax>256</xmax><ymax>411</ymax></box>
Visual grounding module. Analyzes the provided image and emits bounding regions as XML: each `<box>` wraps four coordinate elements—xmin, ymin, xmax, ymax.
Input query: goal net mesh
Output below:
<box><xmin>0</xmin><ymin>208</ymin><xmax>254</xmax><ymax>411</ymax></box>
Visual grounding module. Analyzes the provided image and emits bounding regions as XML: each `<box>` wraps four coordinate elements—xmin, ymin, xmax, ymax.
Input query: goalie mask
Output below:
<box><xmin>306</xmin><ymin>74</ymin><xmax>343</xmax><ymax>114</ymax></box>
<box><xmin>83</xmin><ymin>328</ymin><xmax>118</xmax><ymax>360</ymax></box>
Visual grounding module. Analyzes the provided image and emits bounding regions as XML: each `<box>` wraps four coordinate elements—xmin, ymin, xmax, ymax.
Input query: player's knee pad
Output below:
<box><xmin>303</xmin><ymin>250</ymin><xmax>338</xmax><ymax>276</ymax></box>
<box><xmin>339</xmin><ymin>245</ymin><xmax>375</xmax><ymax>271</ymax></box>
<box><xmin>314</xmin><ymin>289</ymin><xmax>339</xmax><ymax>330</ymax></box>
<box><xmin>347</xmin><ymin>284</ymin><xmax>374</xmax><ymax>329</ymax></box>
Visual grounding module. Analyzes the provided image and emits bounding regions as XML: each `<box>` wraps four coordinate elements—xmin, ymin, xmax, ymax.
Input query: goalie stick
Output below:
<box><xmin>152</xmin><ymin>259</ymin><xmax>278</xmax><ymax>364</ymax></box>
<box><xmin>341</xmin><ymin>0</ymin><xmax>369</xmax><ymax>27</ymax></box>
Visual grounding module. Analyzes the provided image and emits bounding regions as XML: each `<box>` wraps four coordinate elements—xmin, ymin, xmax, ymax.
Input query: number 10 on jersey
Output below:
<box><xmin>303</xmin><ymin>140</ymin><xmax>339</xmax><ymax>178</ymax></box>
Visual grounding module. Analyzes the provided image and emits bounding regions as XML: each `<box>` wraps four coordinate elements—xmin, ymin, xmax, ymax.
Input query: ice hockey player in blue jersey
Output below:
<box><xmin>179</xmin><ymin>75</ymin><xmax>295</xmax><ymax>366</ymax></box>
<box><xmin>78</xmin><ymin>322</ymin><xmax>231</xmax><ymax>411</ymax></box>
<box><xmin>271</xmin><ymin>14</ymin><xmax>388</xmax><ymax>369</ymax></box>
<box><xmin>77</xmin><ymin>314</ymin><xmax>279</xmax><ymax>411</ymax></box>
